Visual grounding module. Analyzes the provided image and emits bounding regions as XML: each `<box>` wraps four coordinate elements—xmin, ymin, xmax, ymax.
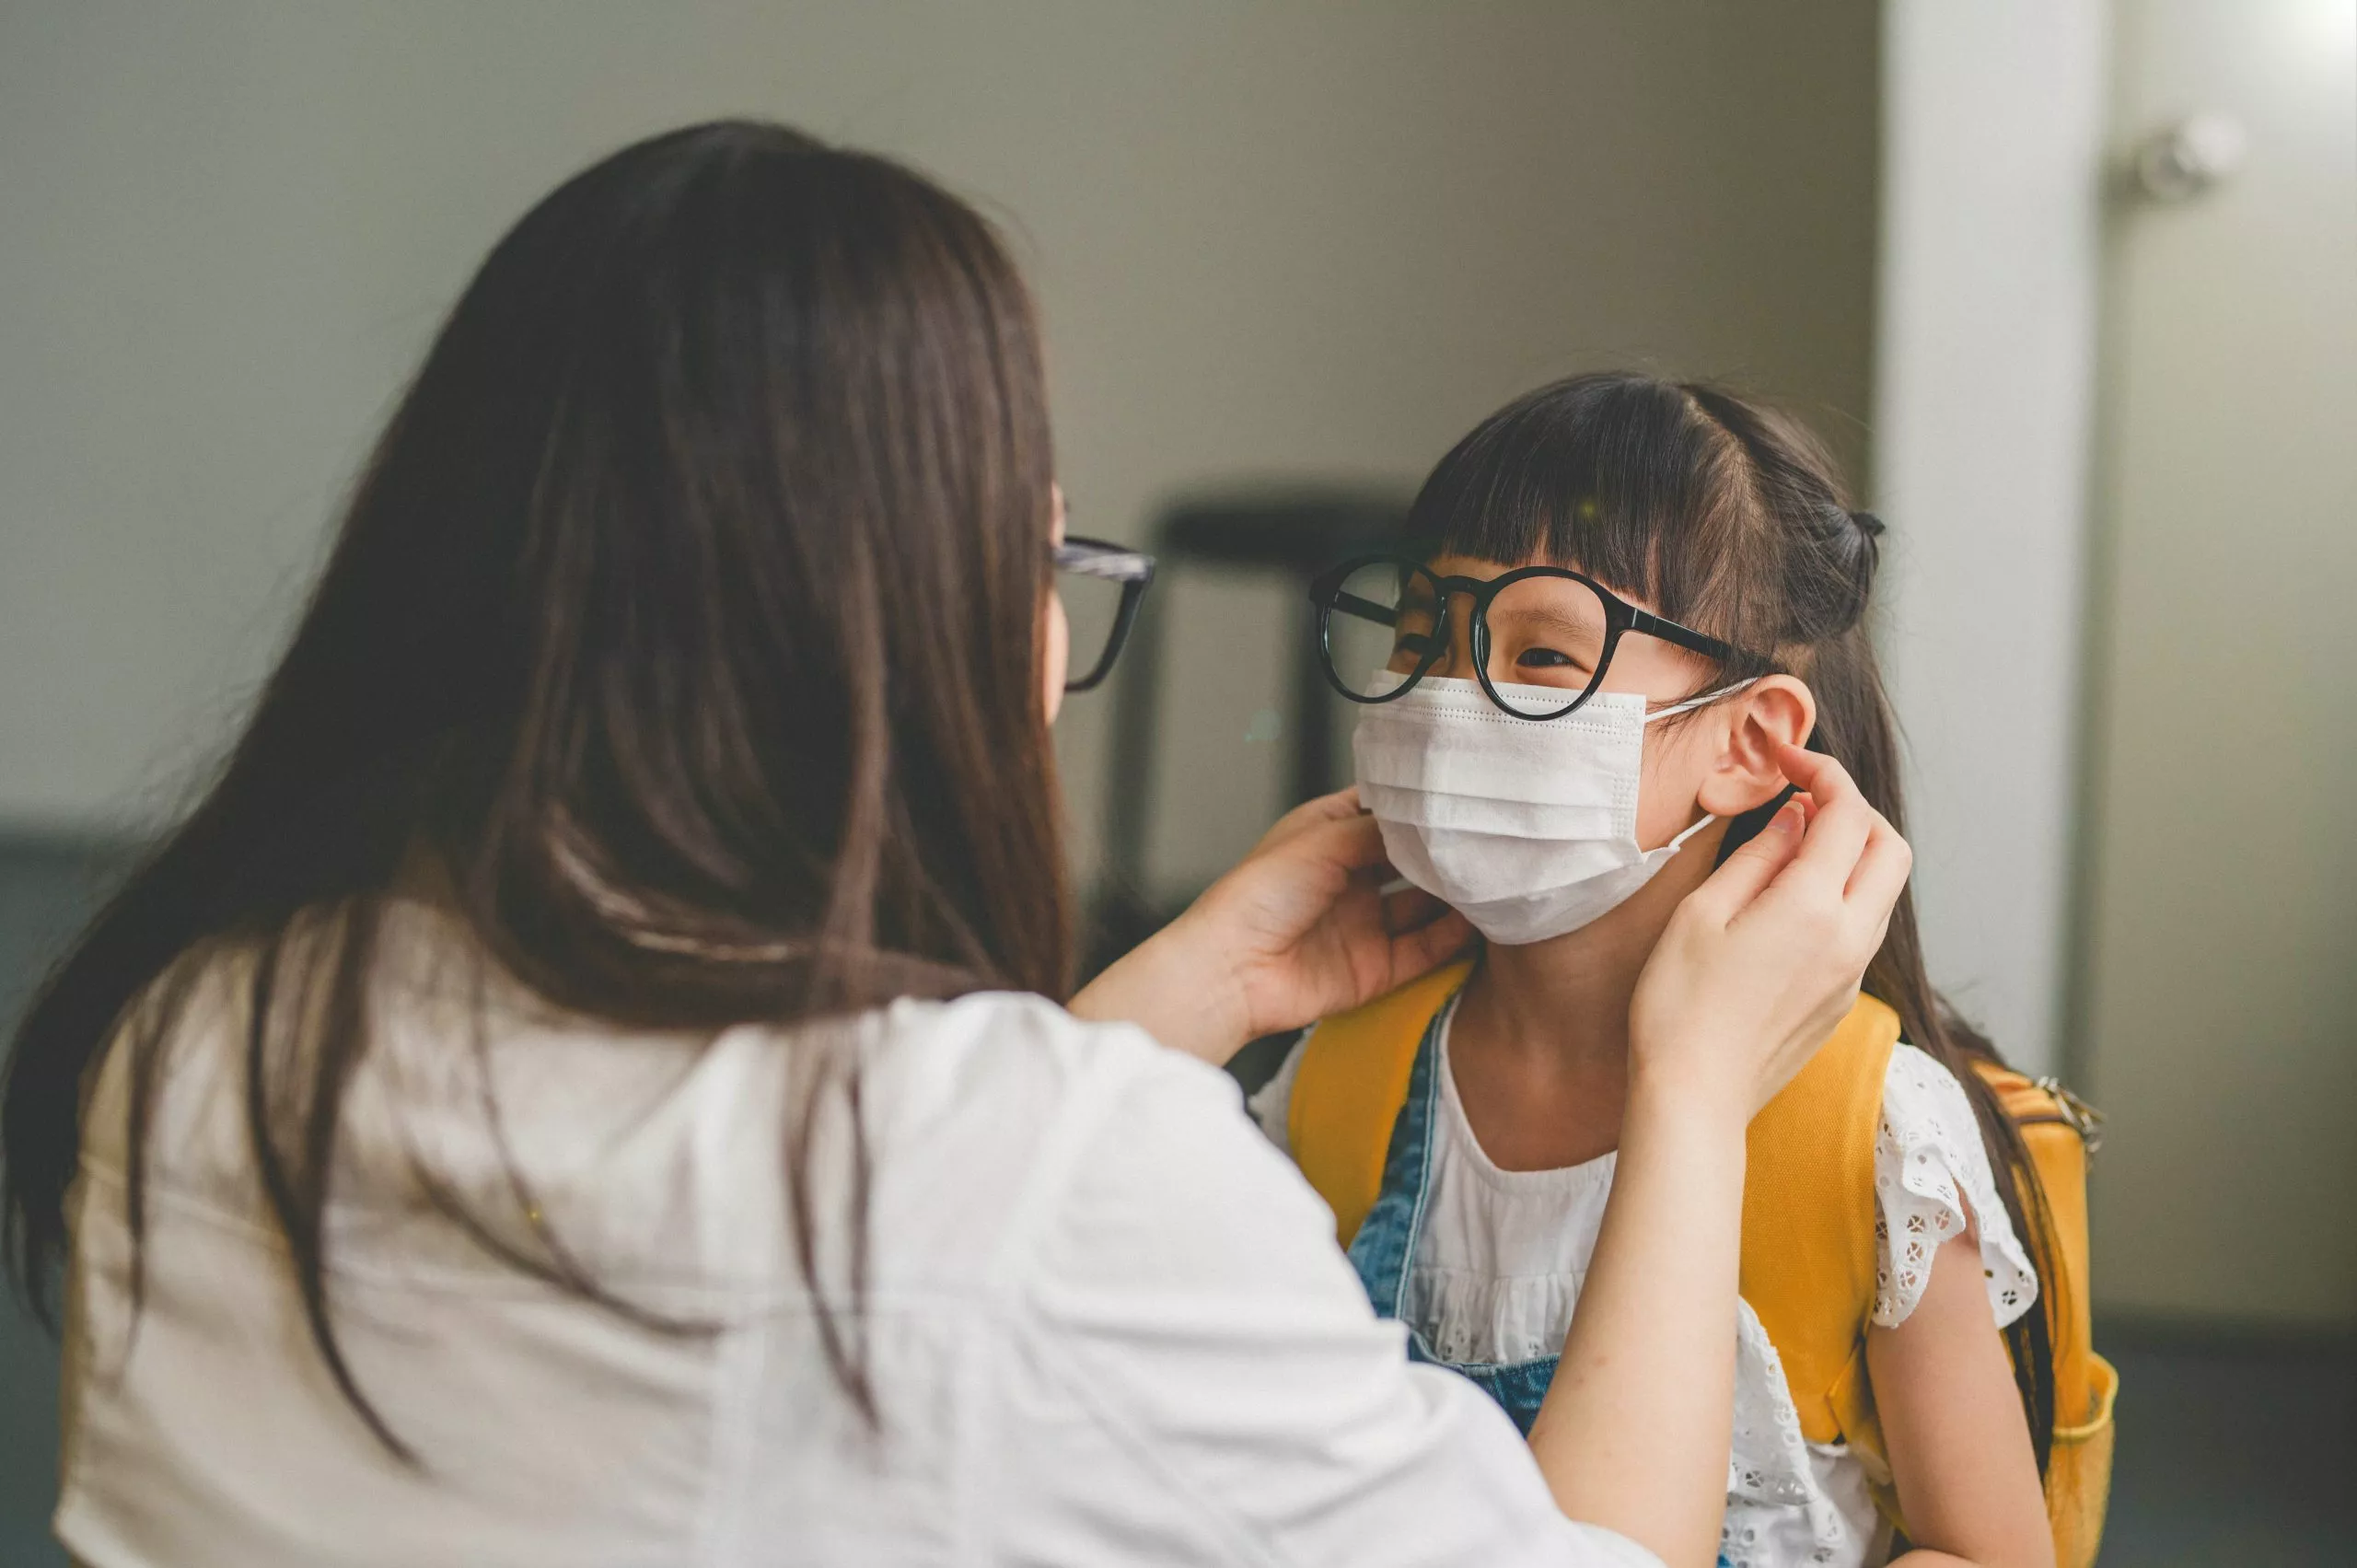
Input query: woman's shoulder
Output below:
<box><xmin>562</xmin><ymin>989</ymin><xmax>1261</xmax><ymax>1287</ymax></box>
<box><xmin>870</xmin><ymin>989</ymin><xmax>1219</xmax><ymax>1107</ymax></box>
<box><xmin>853</xmin><ymin>990</ymin><xmax>1251</xmax><ymax>1184</ymax></box>
<box><xmin>851</xmin><ymin>993</ymin><xmax>1361</xmax><ymax>1327</ymax></box>
<box><xmin>82</xmin><ymin>935</ymin><xmax>1244</xmax><ymax>1289</ymax></box>
<box><xmin>877</xmin><ymin>987</ymin><xmax>1265</xmax><ymax>1144</ymax></box>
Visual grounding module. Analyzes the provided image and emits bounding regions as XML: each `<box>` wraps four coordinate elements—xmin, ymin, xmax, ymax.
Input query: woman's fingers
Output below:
<box><xmin>1771</xmin><ymin>740</ymin><xmax>1841</xmax><ymax>795</ymax></box>
<box><xmin>1842</xmin><ymin>816</ymin><xmax>1913</xmax><ymax>958</ymax></box>
<box><xmin>1763</xmin><ymin>748</ymin><xmax>1875</xmax><ymax>901</ymax></box>
<box><xmin>1845</xmin><ymin>812</ymin><xmax>1913</xmax><ymax>907</ymax></box>
<box><xmin>1761</xmin><ymin>742</ymin><xmax>1911</xmax><ymax>959</ymax></box>
<box><xmin>1380</xmin><ymin>883</ymin><xmax>1449</xmax><ymax>933</ymax></box>
<box><xmin>1684</xmin><ymin>798</ymin><xmax>1807</xmax><ymax>924</ymax></box>
<box><xmin>1387</xmin><ymin>906</ymin><xmax>1477</xmax><ymax>985</ymax></box>
<box><xmin>1772</xmin><ymin>747</ymin><xmax>1875</xmax><ymax>844</ymax></box>
<box><xmin>1630</xmin><ymin>746</ymin><xmax>1918</xmax><ymax>1121</ymax></box>
<box><xmin>1250</xmin><ymin>786</ymin><xmax>1364</xmax><ymax>854</ymax></box>
<box><xmin>1276</xmin><ymin>807</ymin><xmax>1392</xmax><ymax>878</ymax></box>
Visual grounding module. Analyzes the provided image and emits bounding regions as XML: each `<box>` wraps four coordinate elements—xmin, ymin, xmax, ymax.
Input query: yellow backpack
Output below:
<box><xmin>1286</xmin><ymin>960</ymin><xmax>2118</xmax><ymax>1567</ymax></box>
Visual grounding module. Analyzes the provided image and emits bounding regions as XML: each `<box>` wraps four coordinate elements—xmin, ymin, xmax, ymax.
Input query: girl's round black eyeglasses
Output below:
<box><xmin>1308</xmin><ymin>553</ymin><xmax>1768</xmax><ymax>721</ymax></box>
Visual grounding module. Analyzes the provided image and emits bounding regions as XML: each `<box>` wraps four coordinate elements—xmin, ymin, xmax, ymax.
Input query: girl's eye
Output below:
<box><xmin>1515</xmin><ymin>647</ymin><xmax>1580</xmax><ymax>670</ymax></box>
<box><xmin>1397</xmin><ymin>632</ymin><xmax>1442</xmax><ymax>661</ymax></box>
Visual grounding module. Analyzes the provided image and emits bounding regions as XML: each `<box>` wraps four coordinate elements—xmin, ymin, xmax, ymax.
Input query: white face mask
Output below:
<box><xmin>1353</xmin><ymin>674</ymin><xmax>1749</xmax><ymax>946</ymax></box>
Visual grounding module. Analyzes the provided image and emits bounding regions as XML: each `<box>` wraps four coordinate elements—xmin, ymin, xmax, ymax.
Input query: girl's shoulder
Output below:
<box><xmin>1872</xmin><ymin>1042</ymin><xmax>2040</xmax><ymax>1329</ymax></box>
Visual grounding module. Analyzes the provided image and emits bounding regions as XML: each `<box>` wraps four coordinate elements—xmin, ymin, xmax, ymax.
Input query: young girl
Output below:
<box><xmin>1254</xmin><ymin>373</ymin><xmax>2069</xmax><ymax>1568</ymax></box>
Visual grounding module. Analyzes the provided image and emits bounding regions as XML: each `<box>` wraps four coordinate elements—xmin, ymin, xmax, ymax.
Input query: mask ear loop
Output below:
<box><xmin>1640</xmin><ymin>676</ymin><xmax>1759</xmax><ymax>725</ymax></box>
<box><xmin>1640</xmin><ymin>677</ymin><xmax>1761</xmax><ymax>856</ymax></box>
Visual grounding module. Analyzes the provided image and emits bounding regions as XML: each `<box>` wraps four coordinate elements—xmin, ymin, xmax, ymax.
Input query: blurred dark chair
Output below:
<box><xmin>1086</xmin><ymin>486</ymin><xmax>1406</xmax><ymax>990</ymax></box>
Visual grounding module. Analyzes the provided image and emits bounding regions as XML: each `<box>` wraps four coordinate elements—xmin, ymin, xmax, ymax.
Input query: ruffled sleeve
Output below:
<box><xmin>1871</xmin><ymin>1044</ymin><xmax>2039</xmax><ymax>1330</ymax></box>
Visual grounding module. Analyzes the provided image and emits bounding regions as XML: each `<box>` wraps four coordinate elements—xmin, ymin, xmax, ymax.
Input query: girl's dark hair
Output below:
<box><xmin>2</xmin><ymin>120</ymin><xmax>1070</xmax><ymax>1449</ymax></box>
<box><xmin>1407</xmin><ymin>370</ymin><xmax>2063</xmax><ymax>1472</ymax></box>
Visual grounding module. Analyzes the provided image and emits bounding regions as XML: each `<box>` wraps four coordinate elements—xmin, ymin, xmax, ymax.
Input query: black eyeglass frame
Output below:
<box><xmin>1308</xmin><ymin>553</ymin><xmax>1769</xmax><ymax>720</ymax></box>
<box><xmin>1054</xmin><ymin>535</ymin><xmax>1157</xmax><ymax>692</ymax></box>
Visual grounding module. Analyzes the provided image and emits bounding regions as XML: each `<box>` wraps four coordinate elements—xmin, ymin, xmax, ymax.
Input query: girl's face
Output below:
<box><xmin>1411</xmin><ymin>553</ymin><xmax>1816</xmax><ymax>851</ymax></box>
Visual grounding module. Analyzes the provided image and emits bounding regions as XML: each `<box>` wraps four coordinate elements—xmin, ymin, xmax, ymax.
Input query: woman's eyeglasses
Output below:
<box><xmin>1054</xmin><ymin>536</ymin><xmax>1156</xmax><ymax>692</ymax></box>
<box><xmin>1308</xmin><ymin>553</ymin><xmax>1765</xmax><ymax>720</ymax></box>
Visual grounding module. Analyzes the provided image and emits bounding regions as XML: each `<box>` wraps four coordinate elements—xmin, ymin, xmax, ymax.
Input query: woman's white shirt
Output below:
<box><xmin>1248</xmin><ymin>1003</ymin><xmax>2038</xmax><ymax>1568</ymax></box>
<box><xmin>57</xmin><ymin>919</ymin><xmax>1658</xmax><ymax>1568</ymax></box>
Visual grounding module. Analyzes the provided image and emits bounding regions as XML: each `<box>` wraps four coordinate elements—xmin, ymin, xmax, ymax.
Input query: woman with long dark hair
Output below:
<box><xmin>4</xmin><ymin>122</ymin><xmax>1907</xmax><ymax>1566</ymax></box>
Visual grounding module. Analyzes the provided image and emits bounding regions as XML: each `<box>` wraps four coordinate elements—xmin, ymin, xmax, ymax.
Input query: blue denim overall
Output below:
<box><xmin>1344</xmin><ymin>997</ymin><xmax>1561</xmax><ymax>1434</ymax></box>
<box><xmin>1345</xmin><ymin>999</ymin><xmax>1737</xmax><ymax>1568</ymax></box>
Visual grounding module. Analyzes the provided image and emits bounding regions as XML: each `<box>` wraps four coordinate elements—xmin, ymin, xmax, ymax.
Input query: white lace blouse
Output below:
<box><xmin>1249</xmin><ymin>1002</ymin><xmax>2038</xmax><ymax>1568</ymax></box>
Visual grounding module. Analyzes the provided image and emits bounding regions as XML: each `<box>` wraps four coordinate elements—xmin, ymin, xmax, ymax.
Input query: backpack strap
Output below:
<box><xmin>1292</xmin><ymin>967</ymin><xmax>1899</xmax><ymax>1446</ymax></box>
<box><xmin>1969</xmin><ymin>1064</ymin><xmax>2099</xmax><ymax>1431</ymax></box>
<box><xmin>1289</xmin><ymin>959</ymin><xmax>1477</xmax><ymax>1248</ymax></box>
<box><xmin>1738</xmin><ymin>994</ymin><xmax>1900</xmax><ymax>1448</ymax></box>
<box><xmin>1969</xmin><ymin>1063</ymin><xmax>2118</xmax><ymax>1568</ymax></box>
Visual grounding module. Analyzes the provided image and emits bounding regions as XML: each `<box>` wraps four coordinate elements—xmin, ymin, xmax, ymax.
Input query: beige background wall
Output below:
<box><xmin>2079</xmin><ymin>0</ymin><xmax>2357</xmax><ymax>1328</ymax></box>
<box><xmin>0</xmin><ymin>0</ymin><xmax>1882</xmax><ymax>898</ymax></box>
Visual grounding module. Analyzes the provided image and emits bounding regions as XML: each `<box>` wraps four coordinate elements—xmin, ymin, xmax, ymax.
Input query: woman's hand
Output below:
<box><xmin>1628</xmin><ymin>741</ymin><xmax>1913</xmax><ymax>1121</ymax></box>
<box><xmin>1531</xmin><ymin>742</ymin><xmax>1913</xmax><ymax>1568</ymax></box>
<box><xmin>1069</xmin><ymin>789</ymin><xmax>1474</xmax><ymax>1064</ymax></box>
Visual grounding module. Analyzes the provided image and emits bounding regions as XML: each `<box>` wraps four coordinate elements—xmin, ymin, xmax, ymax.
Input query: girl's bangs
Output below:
<box><xmin>1402</xmin><ymin>378</ymin><xmax>1753</xmax><ymax>638</ymax></box>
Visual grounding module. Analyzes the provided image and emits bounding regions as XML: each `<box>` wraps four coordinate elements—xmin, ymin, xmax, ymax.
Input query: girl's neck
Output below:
<box><xmin>1445</xmin><ymin>829</ymin><xmax>1723</xmax><ymax>1173</ymax></box>
<box><xmin>1456</xmin><ymin>825</ymin><xmax>1724</xmax><ymax>1074</ymax></box>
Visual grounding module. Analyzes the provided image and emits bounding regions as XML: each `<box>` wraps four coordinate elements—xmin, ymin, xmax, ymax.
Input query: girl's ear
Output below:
<box><xmin>1696</xmin><ymin>675</ymin><xmax>1816</xmax><ymax>819</ymax></box>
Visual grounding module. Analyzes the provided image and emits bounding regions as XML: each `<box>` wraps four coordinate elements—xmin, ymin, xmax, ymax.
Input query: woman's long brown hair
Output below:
<box><xmin>2</xmin><ymin>121</ymin><xmax>1072</xmax><ymax>1452</ymax></box>
<box><xmin>1405</xmin><ymin>371</ymin><xmax>2064</xmax><ymax>1472</ymax></box>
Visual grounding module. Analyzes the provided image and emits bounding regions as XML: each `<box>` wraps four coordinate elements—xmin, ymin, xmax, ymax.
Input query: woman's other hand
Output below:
<box><xmin>1070</xmin><ymin>789</ymin><xmax>1474</xmax><ymax>1064</ymax></box>
<box><xmin>1535</xmin><ymin>743</ymin><xmax>1912</xmax><ymax>1566</ymax></box>
<box><xmin>1629</xmin><ymin>741</ymin><xmax>1913</xmax><ymax>1121</ymax></box>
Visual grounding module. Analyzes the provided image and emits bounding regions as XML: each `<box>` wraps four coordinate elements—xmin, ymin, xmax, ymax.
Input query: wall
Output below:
<box><xmin>1871</xmin><ymin>0</ymin><xmax>2109</xmax><ymax>1077</ymax></box>
<box><xmin>2078</xmin><ymin>0</ymin><xmax>2357</xmax><ymax>1328</ymax></box>
<box><xmin>0</xmin><ymin>0</ymin><xmax>1883</xmax><ymax>900</ymax></box>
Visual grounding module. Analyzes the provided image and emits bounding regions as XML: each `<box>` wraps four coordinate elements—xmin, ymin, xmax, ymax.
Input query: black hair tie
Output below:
<box><xmin>1849</xmin><ymin>509</ymin><xmax>1886</xmax><ymax>539</ymax></box>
